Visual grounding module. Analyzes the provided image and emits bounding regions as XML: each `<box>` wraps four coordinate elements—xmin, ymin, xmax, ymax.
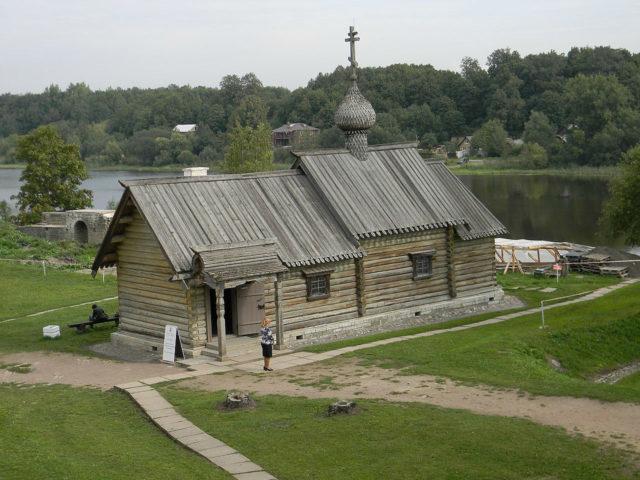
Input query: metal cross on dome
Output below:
<box><xmin>345</xmin><ymin>26</ymin><xmax>360</xmax><ymax>80</ymax></box>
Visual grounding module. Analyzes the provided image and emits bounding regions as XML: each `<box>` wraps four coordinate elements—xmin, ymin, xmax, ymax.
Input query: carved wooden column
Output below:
<box><xmin>355</xmin><ymin>258</ymin><xmax>367</xmax><ymax>316</ymax></box>
<box><xmin>215</xmin><ymin>285</ymin><xmax>227</xmax><ymax>359</ymax></box>
<box><xmin>446</xmin><ymin>226</ymin><xmax>457</xmax><ymax>298</ymax></box>
<box><xmin>274</xmin><ymin>273</ymin><xmax>284</xmax><ymax>349</ymax></box>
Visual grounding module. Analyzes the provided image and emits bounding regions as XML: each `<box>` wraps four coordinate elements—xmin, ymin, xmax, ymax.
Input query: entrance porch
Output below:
<box><xmin>191</xmin><ymin>239</ymin><xmax>288</xmax><ymax>361</ymax></box>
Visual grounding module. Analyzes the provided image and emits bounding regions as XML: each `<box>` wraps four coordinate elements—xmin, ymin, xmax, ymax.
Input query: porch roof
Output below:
<box><xmin>191</xmin><ymin>239</ymin><xmax>287</xmax><ymax>283</ymax></box>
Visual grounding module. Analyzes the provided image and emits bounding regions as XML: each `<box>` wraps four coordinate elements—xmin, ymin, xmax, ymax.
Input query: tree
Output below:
<box><xmin>0</xmin><ymin>200</ymin><xmax>12</xmax><ymax>222</ymax></box>
<box><xmin>601</xmin><ymin>146</ymin><xmax>640</xmax><ymax>244</ymax></box>
<box><xmin>12</xmin><ymin>126</ymin><xmax>92</xmax><ymax>224</ymax></box>
<box><xmin>0</xmin><ymin>134</ymin><xmax>19</xmax><ymax>163</ymax></box>
<box><xmin>523</xmin><ymin>111</ymin><xmax>555</xmax><ymax>151</ymax></box>
<box><xmin>125</xmin><ymin>127</ymin><xmax>171</xmax><ymax>165</ymax></box>
<box><xmin>103</xmin><ymin>140</ymin><xmax>124</xmax><ymax>164</ymax></box>
<box><xmin>228</xmin><ymin>95</ymin><xmax>268</xmax><ymax>129</ymax></box>
<box><xmin>518</xmin><ymin>142</ymin><xmax>549</xmax><ymax>169</ymax></box>
<box><xmin>154</xmin><ymin>132</ymin><xmax>192</xmax><ymax>166</ymax></box>
<box><xmin>419</xmin><ymin>132</ymin><xmax>438</xmax><ymax>150</ymax></box>
<box><xmin>472</xmin><ymin>119</ymin><xmax>509</xmax><ymax>157</ymax></box>
<box><xmin>222</xmin><ymin>123</ymin><xmax>273</xmax><ymax>174</ymax></box>
<box><xmin>564</xmin><ymin>74</ymin><xmax>631</xmax><ymax>137</ymax></box>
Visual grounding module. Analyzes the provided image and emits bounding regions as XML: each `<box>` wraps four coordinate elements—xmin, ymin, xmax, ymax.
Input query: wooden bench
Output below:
<box><xmin>68</xmin><ymin>313</ymin><xmax>120</xmax><ymax>333</ymax></box>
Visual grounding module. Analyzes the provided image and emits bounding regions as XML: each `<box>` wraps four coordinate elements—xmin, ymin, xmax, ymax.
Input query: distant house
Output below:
<box><xmin>173</xmin><ymin>124</ymin><xmax>198</xmax><ymax>133</ymax></box>
<box><xmin>450</xmin><ymin>136</ymin><xmax>473</xmax><ymax>159</ymax></box>
<box><xmin>272</xmin><ymin>123</ymin><xmax>319</xmax><ymax>148</ymax></box>
<box><xmin>506</xmin><ymin>138</ymin><xmax>524</xmax><ymax>148</ymax></box>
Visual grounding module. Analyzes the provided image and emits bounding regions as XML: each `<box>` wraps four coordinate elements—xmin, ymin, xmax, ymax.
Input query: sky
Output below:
<box><xmin>1</xmin><ymin>0</ymin><xmax>639</xmax><ymax>94</ymax></box>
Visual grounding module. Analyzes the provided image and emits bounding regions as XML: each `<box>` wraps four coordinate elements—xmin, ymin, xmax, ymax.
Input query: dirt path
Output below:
<box><xmin>178</xmin><ymin>358</ymin><xmax>640</xmax><ymax>453</ymax></box>
<box><xmin>0</xmin><ymin>351</ymin><xmax>180</xmax><ymax>390</ymax></box>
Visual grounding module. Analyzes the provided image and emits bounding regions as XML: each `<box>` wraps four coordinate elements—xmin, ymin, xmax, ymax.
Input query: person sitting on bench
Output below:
<box><xmin>89</xmin><ymin>304</ymin><xmax>108</xmax><ymax>322</ymax></box>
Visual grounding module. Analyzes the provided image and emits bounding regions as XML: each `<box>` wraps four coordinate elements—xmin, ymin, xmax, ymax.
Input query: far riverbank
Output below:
<box><xmin>1</xmin><ymin>162</ymin><xmax>621</xmax><ymax>179</ymax></box>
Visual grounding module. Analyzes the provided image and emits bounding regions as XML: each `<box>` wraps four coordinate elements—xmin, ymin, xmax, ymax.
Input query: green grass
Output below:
<box><xmin>449</xmin><ymin>161</ymin><xmax>620</xmax><ymax>179</ymax></box>
<box><xmin>0</xmin><ymin>362</ymin><xmax>32</xmax><ymax>373</ymax></box>
<box><xmin>0</xmin><ymin>221</ymin><xmax>99</xmax><ymax>267</ymax></box>
<box><xmin>0</xmin><ymin>262</ymin><xmax>117</xmax><ymax>320</ymax></box>
<box><xmin>618</xmin><ymin>371</ymin><xmax>640</xmax><ymax>388</ymax></box>
<box><xmin>159</xmin><ymin>387</ymin><xmax>640</xmax><ymax>480</ymax></box>
<box><xmin>349</xmin><ymin>283</ymin><xmax>640</xmax><ymax>403</ymax></box>
<box><xmin>0</xmin><ymin>299</ymin><xmax>119</xmax><ymax>355</ymax></box>
<box><xmin>0</xmin><ymin>384</ymin><xmax>230</xmax><ymax>480</ymax></box>
<box><xmin>303</xmin><ymin>273</ymin><xmax>617</xmax><ymax>353</ymax></box>
<box><xmin>497</xmin><ymin>271</ymin><xmax>619</xmax><ymax>308</ymax></box>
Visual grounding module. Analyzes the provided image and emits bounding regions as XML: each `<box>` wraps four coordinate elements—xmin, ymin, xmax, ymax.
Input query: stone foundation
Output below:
<box><xmin>282</xmin><ymin>288</ymin><xmax>505</xmax><ymax>348</ymax></box>
<box><xmin>111</xmin><ymin>288</ymin><xmax>505</xmax><ymax>359</ymax></box>
<box><xmin>111</xmin><ymin>331</ymin><xmax>202</xmax><ymax>359</ymax></box>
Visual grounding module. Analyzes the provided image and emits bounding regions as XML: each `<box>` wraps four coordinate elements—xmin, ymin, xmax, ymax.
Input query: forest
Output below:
<box><xmin>0</xmin><ymin>45</ymin><xmax>639</xmax><ymax>169</ymax></box>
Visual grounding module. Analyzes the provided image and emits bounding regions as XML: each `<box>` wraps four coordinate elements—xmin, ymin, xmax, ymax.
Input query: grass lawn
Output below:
<box><xmin>618</xmin><ymin>372</ymin><xmax>640</xmax><ymax>389</ymax></box>
<box><xmin>0</xmin><ymin>384</ymin><xmax>230</xmax><ymax>480</ymax></box>
<box><xmin>349</xmin><ymin>282</ymin><xmax>640</xmax><ymax>403</ymax></box>
<box><xmin>304</xmin><ymin>272</ymin><xmax>618</xmax><ymax>353</ymax></box>
<box><xmin>0</xmin><ymin>262</ymin><xmax>117</xmax><ymax>320</ymax></box>
<box><xmin>0</xmin><ymin>298</ymin><xmax>119</xmax><ymax>355</ymax></box>
<box><xmin>449</xmin><ymin>162</ymin><xmax>620</xmax><ymax>179</ymax></box>
<box><xmin>159</xmin><ymin>387</ymin><xmax>640</xmax><ymax>480</ymax></box>
<box><xmin>497</xmin><ymin>271</ymin><xmax>619</xmax><ymax>308</ymax></box>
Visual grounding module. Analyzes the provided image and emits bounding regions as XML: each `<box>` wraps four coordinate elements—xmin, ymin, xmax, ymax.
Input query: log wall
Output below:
<box><xmin>116</xmin><ymin>209</ymin><xmax>201</xmax><ymax>346</ymax></box>
<box><xmin>278</xmin><ymin>261</ymin><xmax>358</xmax><ymax>330</ymax></box>
<box><xmin>453</xmin><ymin>236</ymin><xmax>497</xmax><ymax>297</ymax></box>
<box><xmin>362</xmin><ymin>230</ymin><xmax>450</xmax><ymax>315</ymax></box>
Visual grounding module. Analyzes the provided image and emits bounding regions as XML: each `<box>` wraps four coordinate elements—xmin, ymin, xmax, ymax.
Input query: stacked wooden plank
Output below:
<box><xmin>580</xmin><ymin>253</ymin><xmax>611</xmax><ymax>274</ymax></box>
<box><xmin>562</xmin><ymin>250</ymin><xmax>629</xmax><ymax>277</ymax></box>
<box><xmin>599</xmin><ymin>265</ymin><xmax>629</xmax><ymax>277</ymax></box>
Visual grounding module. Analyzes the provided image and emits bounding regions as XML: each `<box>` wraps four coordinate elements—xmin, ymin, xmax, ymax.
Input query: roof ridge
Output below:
<box><xmin>292</xmin><ymin>141</ymin><xmax>418</xmax><ymax>158</ymax></box>
<box><xmin>121</xmin><ymin>169</ymin><xmax>301</xmax><ymax>187</ymax></box>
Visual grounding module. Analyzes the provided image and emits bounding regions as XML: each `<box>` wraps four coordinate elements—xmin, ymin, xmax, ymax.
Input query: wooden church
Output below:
<box><xmin>92</xmin><ymin>28</ymin><xmax>506</xmax><ymax>359</ymax></box>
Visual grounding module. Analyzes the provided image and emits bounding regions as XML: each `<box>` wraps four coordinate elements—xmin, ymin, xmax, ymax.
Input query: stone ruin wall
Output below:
<box><xmin>17</xmin><ymin>210</ymin><xmax>114</xmax><ymax>245</ymax></box>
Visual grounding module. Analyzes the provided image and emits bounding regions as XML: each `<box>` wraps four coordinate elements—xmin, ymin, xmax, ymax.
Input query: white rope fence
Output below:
<box><xmin>540</xmin><ymin>290</ymin><xmax>594</xmax><ymax>329</ymax></box>
<box><xmin>0</xmin><ymin>257</ymin><xmax>113</xmax><ymax>282</ymax></box>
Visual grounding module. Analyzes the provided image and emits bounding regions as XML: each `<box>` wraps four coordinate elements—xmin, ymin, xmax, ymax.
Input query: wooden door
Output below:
<box><xmin>236</xmin><ymin>282</ymin><xmax>265</xmax><ymax>335</ymax></box>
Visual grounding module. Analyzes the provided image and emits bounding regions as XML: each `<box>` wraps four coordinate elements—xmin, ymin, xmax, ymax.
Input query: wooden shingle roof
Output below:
<box><xmin>293</xmin><ymin>143</ymin><xmax>507</xmax><ymax>240</ymax></box>
<box><xmin>93</xmin><ymin>170</ymin><xmax>363</xmax><ymax>275</ymax></box>
<box><xmin>93</xmin><ymin>142</ymin><xmax>505</xmax><ymax>276</ymax></box>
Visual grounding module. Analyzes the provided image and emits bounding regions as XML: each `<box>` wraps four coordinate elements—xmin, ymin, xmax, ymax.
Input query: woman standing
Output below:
<box><xmin>260</xmin><ymin>317</ymin><xmax>275</xmax><ymax>371</ymax></box>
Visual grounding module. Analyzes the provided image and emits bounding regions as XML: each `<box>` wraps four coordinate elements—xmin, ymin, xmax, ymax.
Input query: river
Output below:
<box><xmin>0</xmin><ymin>168</ymin><xmax>623</xmax><ymax>248</ymax></box>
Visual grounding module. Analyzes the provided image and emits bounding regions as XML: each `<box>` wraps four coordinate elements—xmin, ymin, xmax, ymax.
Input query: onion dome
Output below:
<box><xmin>334</xmin><ymin>81</ymin><xmax>376</xmax><ymax>132</ymax></box>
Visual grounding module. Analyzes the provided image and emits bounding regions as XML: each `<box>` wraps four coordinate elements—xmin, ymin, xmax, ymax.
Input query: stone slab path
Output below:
<box><xmin>118</xmin><ymin>381</ymin><xmax>277</xmax><ymax>480</ymax></box>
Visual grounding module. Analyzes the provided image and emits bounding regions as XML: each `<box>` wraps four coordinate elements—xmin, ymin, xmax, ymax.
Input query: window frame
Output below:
<box><xmin>304</xmin><ymin>272</ymin><xmax>331</xmax><ymax>301</ymax></box>
<box><xmin>409</xmin><ymin>250</ymin><xmax>435</xmax><ymax>280</ymax></box>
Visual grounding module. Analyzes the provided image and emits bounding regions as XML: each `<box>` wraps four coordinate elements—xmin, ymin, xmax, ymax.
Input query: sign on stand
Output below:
<box><xmin>162</xmin><ymin>325</ymin><xmax>184</xmax><ymax>363</ymax></box>
<box><xmin>553</xmin><ymin>263</ymin><xmax>562</xmax><ymax>283</ymax></box>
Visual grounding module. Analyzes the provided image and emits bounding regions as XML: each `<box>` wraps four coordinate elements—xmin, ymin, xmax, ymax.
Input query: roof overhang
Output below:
<box><xmin>191</xmin><ymin>239</ymin><xmax>288</xmax><ymax>287</ymax></box>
